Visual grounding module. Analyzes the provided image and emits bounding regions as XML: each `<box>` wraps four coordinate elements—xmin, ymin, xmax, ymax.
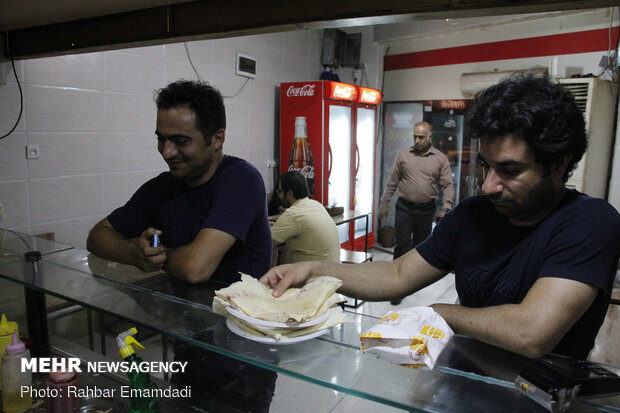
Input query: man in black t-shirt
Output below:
<box><xmin>87</xmin><ymin>80</ymin><xmax>275</xmax><ymax>412</ymax></box>
<box><xmin>260</xmin><ymin>74</ymin><xmax>620</xmax><ymax>360</ymax></box>
<box><xmin>87</xmin><ymin>80</ymin><xmax>271</xmax><ymax>284</ymax></box>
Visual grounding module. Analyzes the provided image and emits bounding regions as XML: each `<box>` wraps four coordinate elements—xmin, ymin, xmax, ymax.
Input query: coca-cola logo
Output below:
<box><xmin>288</xmin><ymin>165</ymin><xmax>315</xmax><ymax>179</ymax></box>
<box><xmin>333</xmin><ymin>85</ymin><xmax>354</xmax><ymax>100</ymax></box>
<box><xmin>438</xmin><ymin>100</ymin><xmax>466</xmax><ymax>110</ymax></box>
<box><xmin>286</xmin><ymin>84</ymin><xmax>316</xmax><ymax>97</ymax></box>
<box><xmin>301</xmin><ymin>165</ymin><xmax>314</xmax><ymax>178</ymax></box>
<box><xmin>361</xmin><ymin>89</ymin><xmax>379</xmax><ymax>103</ymax></box>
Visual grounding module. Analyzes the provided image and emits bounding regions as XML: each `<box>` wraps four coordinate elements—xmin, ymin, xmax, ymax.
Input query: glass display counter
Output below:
<box><xmin>1</xmin><ymin>229</ymin><xmax>619</xmax><ymax>412</ymax></box>
<box><xmin>0</xmin><ymin>229</ymin><xmax>73</xmax><ymax>264</ymax></box>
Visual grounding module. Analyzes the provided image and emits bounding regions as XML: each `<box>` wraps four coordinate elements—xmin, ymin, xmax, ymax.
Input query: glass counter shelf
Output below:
<box><xmin>0</xmin><ymin>230</ymin><xmax>619</xmax><ymax>412</ymax></box>
<box><xmin>0</xmin><ymin>228</ymin><xmax>73</xmax><ymax>265</ymax></box>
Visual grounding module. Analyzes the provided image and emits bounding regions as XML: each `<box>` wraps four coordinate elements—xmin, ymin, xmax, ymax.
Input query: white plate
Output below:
<box><xmin>226</xmin><ymin>319</ymin><xmax>328</xmax><ymax>345</ymax></box>
<box><xmin>225</xmin><ymin>306</ymin><xmax>330</xmax><ymax>329</ymax></box>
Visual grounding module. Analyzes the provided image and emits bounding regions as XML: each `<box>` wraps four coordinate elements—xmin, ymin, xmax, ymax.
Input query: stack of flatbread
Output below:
<box><xmin>214</xmin><ymin>274</ymin><xmax>345</xmax><ymax>341</ymax></box>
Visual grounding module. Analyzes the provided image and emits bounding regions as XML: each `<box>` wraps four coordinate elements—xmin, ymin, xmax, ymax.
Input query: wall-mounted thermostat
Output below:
<box><xmin>236</xmin><ymin>53</ymin><xmax>256</xmax><ymax>78</ymax></box>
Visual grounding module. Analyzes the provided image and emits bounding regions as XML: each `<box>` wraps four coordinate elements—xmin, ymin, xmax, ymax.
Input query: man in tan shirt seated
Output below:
<box><xmin>271</xmin><ymin>171</ymin><xmax>340</xmax><ymax>263</ymax></box>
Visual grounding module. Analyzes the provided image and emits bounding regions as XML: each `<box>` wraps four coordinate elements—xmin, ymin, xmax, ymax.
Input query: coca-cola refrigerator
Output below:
<box><xmin>280</xmin><ymin>80</ymin><xmax>382</xmax><ymax>251</ymax></box>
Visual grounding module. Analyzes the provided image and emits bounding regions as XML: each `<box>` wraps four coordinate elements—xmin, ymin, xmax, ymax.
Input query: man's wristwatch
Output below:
<box><xmin>441</xmin><ymin>208</ymin><xmax>451</xmax><ymax>213</ymax></box>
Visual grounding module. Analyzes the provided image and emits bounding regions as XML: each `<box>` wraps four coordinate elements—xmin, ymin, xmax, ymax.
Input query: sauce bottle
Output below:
<box><xmin>44</xmin><ymin>361</ymin><xmax>80</xmax><ymax>413</ymax></box>
<box><xmin>0</xmin><ymin>313</ymin><xmax>19</xmax><ymax>390</ymax></box>
<box><xmin>1</xmin><ymin>332</ymin><xmax>32</xmax><ymax>413</ymax></box>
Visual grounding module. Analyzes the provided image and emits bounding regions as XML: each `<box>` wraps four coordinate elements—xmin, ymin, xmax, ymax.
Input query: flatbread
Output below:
<box><xmin>226</xmin><ymin>308</ymin><xmax>345</xmax><ymax>340</ymax></box>
<box><xmin>215</xmin><ymin>274</ymin><xmax>342</xmax><ymax>324</ymax></box>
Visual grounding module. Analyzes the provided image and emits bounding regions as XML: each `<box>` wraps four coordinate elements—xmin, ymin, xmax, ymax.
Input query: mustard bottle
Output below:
<box><xmin>0</xmin><ymin>313</ymin><xmax>19</xmax><ymax>390</ymax></box>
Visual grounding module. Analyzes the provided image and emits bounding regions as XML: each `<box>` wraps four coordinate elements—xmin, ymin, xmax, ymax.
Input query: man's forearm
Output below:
<box><xmin>162</xmin><ymin>244</ymin><xmax>220</xmax><ymax>284</ymax></box>
<box><xmin>161</xmin><ymin>228</ymin><xmax>236</xmax><ymax>284</ymax></box>
<box><xmin>439</xmin><ymin>162</ymin><xmax>455</xmax><ymax>208</ymax></box>
<box><xmin>431</xmin><ymin>303</ymin><xmax>557</xmax><ymax>358</ymax></box>
<box><xmin>308</xmin><ymin>261</ymin><xmax>400</xmax><ymax>300</ymax></box>
<box><xmin>380</xmin><ymin>183</ymin><xmax>397</xmax><ymax>206</ymax></box>
<box><xmin>304</xmin><ymin>250</ymin><xmax>445</xmax><ymax>301</ymax></box>
<box><xmin>87</xmin><ymin>225</ymin><xmax>138</xmax><ymax>266</ymax></box>
<box><xmin>380</xmin><ymin>164</ymin><xmax>400</xmax><ymax>206</ymax></box>
<box><xmin>431</xmin><ymin>277</ymin><xmax>598</xmax><ymax>359</ymax></box>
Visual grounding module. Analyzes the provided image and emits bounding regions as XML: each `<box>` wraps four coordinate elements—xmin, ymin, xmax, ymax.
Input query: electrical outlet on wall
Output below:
<box><xmin>26</xmin><ymin>144</ymin><xmax>40</xmax><ymax>159</ymax></box>
<box><xmin>599</xmin><ymin>54</ymin><xmax>611</xmax><ymax>68</ymax></box>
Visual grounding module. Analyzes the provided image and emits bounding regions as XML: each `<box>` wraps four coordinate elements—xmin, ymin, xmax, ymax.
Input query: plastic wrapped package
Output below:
<box><xmin>360</xmin><ymin>307</ymin><xmax>453</xmax><ymax>369</ymax></box>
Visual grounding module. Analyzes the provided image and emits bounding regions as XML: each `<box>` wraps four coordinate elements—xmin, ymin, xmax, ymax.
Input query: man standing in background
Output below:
<box><xmin>379</xmin><ymin>121</ymin><xmax>454</xmax><ymax>304</ymax></box>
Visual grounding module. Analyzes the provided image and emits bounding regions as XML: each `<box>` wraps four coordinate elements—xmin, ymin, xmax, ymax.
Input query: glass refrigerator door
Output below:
<box><xmin>424</xmin><ymin>110</ymin><xmax>465</xmax><ymax>204</ymax></box>
<box><xmin>328</xmin><ymin>104</ymin><xmax>352</xmax><ymax>244</ymax></box>
<box><xmin>354</xmin><ymin>107</ymin><xmax>375</xmax><ymax>240</ymax></box>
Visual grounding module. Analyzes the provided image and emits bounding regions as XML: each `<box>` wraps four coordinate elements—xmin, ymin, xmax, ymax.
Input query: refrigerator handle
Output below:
<box><xmin>355</xmin><ymin>145</ymin><xmax>360</xmax><ymax>176</ymax></box>
<box><xmin>327</xmin><ymin>144</ymin><xmax>333</xmax><ymax>179</ymax></box>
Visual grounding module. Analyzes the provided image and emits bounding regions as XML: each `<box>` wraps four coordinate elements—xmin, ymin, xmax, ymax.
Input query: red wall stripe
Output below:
<box><xmin>384</xmin><ymin>27</ymin><xmax>620</xmax><ymax>71</ymax></box>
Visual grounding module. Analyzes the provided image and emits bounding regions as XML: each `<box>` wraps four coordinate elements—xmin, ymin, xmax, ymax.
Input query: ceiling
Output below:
<box><xmin>0</xmin><ymin>0</ymin><xmax>190</xmax><ymax>31</ymax></box>
<box><xmin>1</xmin><ymin>0</ymin><xmax>618</xmax><ymax>60</ymax></box>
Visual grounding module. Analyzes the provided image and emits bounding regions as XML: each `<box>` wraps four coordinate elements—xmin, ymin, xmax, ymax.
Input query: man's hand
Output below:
<box><xmin>436</xmin><ymin>209</ymin><xmax>449</xmax><ymax>222</ymax></box>
<box><xmin>379</xmin><ymin>203</ymin><xmax>389</xmax><ymax>220</ymax></box>
<box><xmin>87</xmin><ymin>218</ymin><xmax>167</xmax><ymax>273</ymax></box>
<box><xmin>259</xmin><ymin>262</ymin><xmax>316</xmax><ymax>297</ymax></box>
<box><xmin>132</xmin><ymin>228</ymin><xmax>166</xmax><ymax>272</ymax></box>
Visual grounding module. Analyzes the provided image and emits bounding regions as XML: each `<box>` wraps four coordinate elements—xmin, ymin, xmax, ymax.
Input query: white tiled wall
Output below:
<box><xmin>0</xmin><ymin>28</ymin><xmax>383</xmax><ymax>248</ymax></box>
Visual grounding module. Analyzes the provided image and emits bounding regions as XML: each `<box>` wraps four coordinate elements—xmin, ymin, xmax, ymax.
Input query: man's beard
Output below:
<box><xmin>281</xmin><ymin>197</ymin><xmax>292</xmax><ymax>208</ymax></box>
<box><xmin>489</xmin><ymin>176</ymin><xmax>558</xmax><ymax>224</ymax></box>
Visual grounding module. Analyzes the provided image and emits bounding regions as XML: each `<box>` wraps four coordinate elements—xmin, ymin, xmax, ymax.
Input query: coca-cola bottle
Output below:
<box><xmin>288</xmin><ymin>116</ymin><xmax>315</xmax><ymax>198</ymax></box>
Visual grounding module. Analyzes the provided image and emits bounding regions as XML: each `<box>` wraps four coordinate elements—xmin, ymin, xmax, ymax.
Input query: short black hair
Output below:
<box><xmin>278</xmin><ymin>171</ymin><xmax>309</xmax><ymax>199</ymax></box>
<box><xmin>466</xmin><ymin>73</ymin><xmax>587</xmax><ymax>182</ymax></box>
<box><xmin>154</xmin><ymin>80</ymin><xmax>226</xmax><ymax>145</ymax></box>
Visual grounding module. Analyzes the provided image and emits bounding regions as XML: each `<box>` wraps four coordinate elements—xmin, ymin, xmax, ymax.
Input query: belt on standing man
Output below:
<box><xmin>398</xmin><ymin>198</ymin><xmax>435</xmax><ymax>208</ymax></box>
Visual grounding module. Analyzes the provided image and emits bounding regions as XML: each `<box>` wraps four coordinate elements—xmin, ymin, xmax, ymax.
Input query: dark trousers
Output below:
<box><xmin>393</xmin><ymin>198</ymin><xmax>435</xmax><ymax>259</ymax></box>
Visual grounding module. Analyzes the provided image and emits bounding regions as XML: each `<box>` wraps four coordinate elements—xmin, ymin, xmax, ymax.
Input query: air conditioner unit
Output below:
<box><xmin>559</xmin><ymin>78</ymin><xmax>617</xmax><ymax>199</ymax></box>
<box><xmin>459</xmin><ymin>67</ymin><xmax>548</xmax><ymax>98</ymax></box>
<box><xmin>459</xmin><ymin>71</ymin><xmax>515</xmax><ymax>98</ymax></box>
